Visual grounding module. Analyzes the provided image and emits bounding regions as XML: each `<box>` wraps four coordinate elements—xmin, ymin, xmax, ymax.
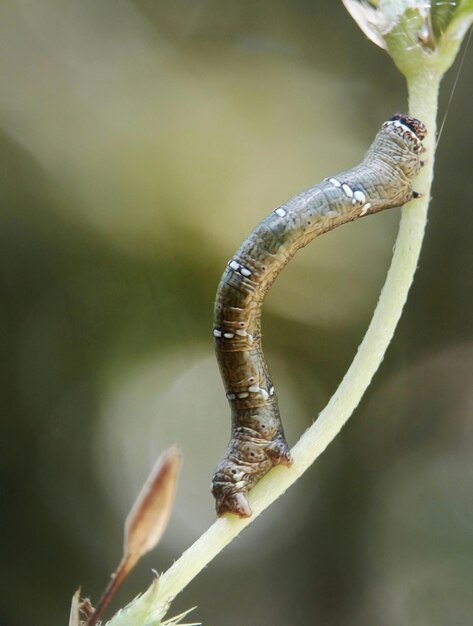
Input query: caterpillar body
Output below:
<box><xmin>211</xmin><ymin>114</ymin><xmax>427</xmax><ymax>517</ymax></box>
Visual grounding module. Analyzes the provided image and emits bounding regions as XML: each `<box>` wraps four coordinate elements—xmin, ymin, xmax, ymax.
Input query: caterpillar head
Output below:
<box><xmin>388</xmin><ymin>113</ymin><xmax>426</xmax><ymax>139</ymax></box>
<box><xmin>375</xmin><ymin>113</ymin><xmax>428</xmax><ymax>185</ymax></box>
<box><xmin>382</xmin><ymin>113</ymin><xmax>427</xmax><ymax>155</ymax></box>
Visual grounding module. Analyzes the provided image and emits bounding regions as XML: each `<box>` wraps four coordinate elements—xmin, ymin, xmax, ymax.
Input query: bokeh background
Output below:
<box><xmin>1</xmin><ymin>2</ymin><xmax>472</xmax><ymax>625</ymax></box>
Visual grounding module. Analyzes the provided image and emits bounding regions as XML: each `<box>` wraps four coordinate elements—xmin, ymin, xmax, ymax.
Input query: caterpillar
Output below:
<box><xmin>211</xmin><ymin>114</ymin><xmax>427</xmax><ymax>517</ymax></box>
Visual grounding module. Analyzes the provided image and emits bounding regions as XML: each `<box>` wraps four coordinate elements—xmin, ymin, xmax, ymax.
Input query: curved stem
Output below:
<box><xmin>106</xmin><ymin>71</ymin><xmax>440</xmax><ymax>626</ymax></box>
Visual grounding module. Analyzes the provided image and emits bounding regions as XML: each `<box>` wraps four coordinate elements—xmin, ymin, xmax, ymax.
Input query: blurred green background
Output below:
<box><xmin>1</xmin><ymin>1</ymin><xmax>472</xmax><ymax>625</ymax></box>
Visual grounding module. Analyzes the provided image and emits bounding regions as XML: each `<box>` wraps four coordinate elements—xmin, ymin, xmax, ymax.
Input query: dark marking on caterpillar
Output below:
<box><xmin>211</xmin><ymin>114</ymin><xmax>427</xmax><ymax>518</ymax></box>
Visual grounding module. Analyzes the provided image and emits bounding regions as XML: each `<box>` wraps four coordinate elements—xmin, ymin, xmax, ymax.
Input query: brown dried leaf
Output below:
<box><xmin>124</xmin><ymin>447</ymin><xmax>181</xmax><ymax>565</ymax></box>
<box><xmin>86</xmin><ymin>448</ymin><xmax>180</xmax><ymax>626</ymax></box>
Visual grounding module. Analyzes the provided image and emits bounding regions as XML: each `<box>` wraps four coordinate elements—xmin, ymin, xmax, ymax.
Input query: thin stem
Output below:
<box><xmin>106</xmin><ymin>71</ymin><xmax>440</xmax><ymax>626</ymax></box>
<box><xmin>89</xmin><ymin>556</ymin><xmax>133</xmax><ymax>626</ymax></box>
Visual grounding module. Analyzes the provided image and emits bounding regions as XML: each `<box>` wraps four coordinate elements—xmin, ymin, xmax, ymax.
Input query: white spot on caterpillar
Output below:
<box><xmin>213</xmin><ymin>329</ymin><xmax>222</xmax><ymax>337</ymax></box>
<box><xmin>223</xmin><ymin>332</ymin><xmax>234</xmax><ymax>339</ymax></box>
<box><xmin>328</xmin><ymin>177</ymin><xmax>341</xmax><ymax>188</ymax></box>
<box><xmin>237</xmin><ymin>392</ymin><xmax>249</xmax><ymax>399</ymax></box>
<box><xmin>354</xmin><ymin>190</ymin><xmax>366</xmax><ymax>204</ymax></box>
<box><xmin>236</xmin><ymin>329</ymin><xmax>247</xmax><ymax>337</ymax></box>
<box><xmin>247</xmin><ymin>384</ymin><xmax>269</xmax><ymax>400</ymax></box>
<box><xmin>229</xmin><ymin>259</ymin><xmax>252</xmax><ymax>277</ymax></box>
<box><xmin>226</xmin><ymin>393</ymin><xmax>236</xmax><ymax>400</ymax></box>
<box><xmin>359</xmin><ymin>202</ymin><xmax>371</xmax><ymax>216</ymax></box>
<box><xmin>269</xmin><ymin>386</ymin><xmax>275</xmax><ymax>396</ymax></box>
<box><xmin>342</xmin><ymin>184</ymin><xmax>353</xmax><ymax>198</ymax></box>
<box><xmin>275</xmin><ymin>207</ymin><xmax>287</xmax><ymax>217</ymax></box>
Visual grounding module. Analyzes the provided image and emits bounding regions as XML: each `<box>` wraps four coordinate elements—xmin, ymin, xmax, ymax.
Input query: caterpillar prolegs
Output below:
<box><xmin>211</xmin><ymin>114</ymin><xmax>427</xmax><ymax>517</ymax></box>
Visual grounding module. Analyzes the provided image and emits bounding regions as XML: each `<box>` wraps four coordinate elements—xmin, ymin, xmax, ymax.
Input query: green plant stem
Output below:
<box><xmin>107</xmin><ymin>68</ymin><xmax>440</xmax><ymax>625</ymax></box>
